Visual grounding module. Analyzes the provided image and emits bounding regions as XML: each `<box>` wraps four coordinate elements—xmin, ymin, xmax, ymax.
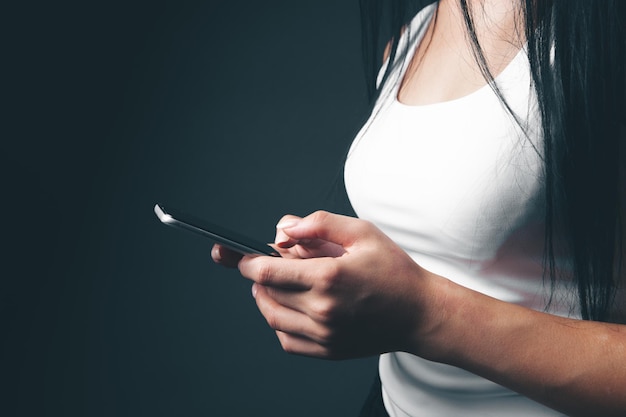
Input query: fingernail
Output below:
<box><xmin>275</xmin><ymin>234</ymin><xmax>289</xmax><ymax>245</ymax></box>
<box><xmin>251</xmin><ymin>283</ymin><xmax>258</xmax><ymax>299</ymax></box>
<box><xmin>211</xmin><ymin>245</ymin><xmax>221</xmax><ymax>261</ymax></box>
<box><xmin>275</xmin><ymin>240</ymin><xmax>291</xmax><ymax>248</ymax></box>
<box><xmin>276</xmin><ymin>219</ymin><xmax>299</xmax><ymax>229</ymax></box>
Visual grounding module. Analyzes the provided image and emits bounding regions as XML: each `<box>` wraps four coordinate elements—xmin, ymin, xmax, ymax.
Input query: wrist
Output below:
<box><xmin>402</xmin><ymin>269</ymin><xmax>458</xmax><ymax>361</ymax></box>
<box><xmin>405</xmin><ymin>271</ymin><xmax>504</xmax><ymax>365</ymax></box>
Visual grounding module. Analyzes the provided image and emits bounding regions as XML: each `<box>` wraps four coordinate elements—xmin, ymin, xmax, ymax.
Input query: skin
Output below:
<box><xmin>212</xmin><ymin>0</ymin><xmax>626</xmax><ymax>415</ymax></box>
<box><xmin>398</xmin><ymin>0</ymin><xmax>523</xmax><ymax>106</ymax></box>
<box><xmin>212</xmin><ymin>211</ymin><xmax>626</xmax><ymax>416</ymax></box>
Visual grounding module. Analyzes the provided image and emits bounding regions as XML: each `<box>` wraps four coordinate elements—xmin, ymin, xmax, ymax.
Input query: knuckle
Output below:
<box><xmin>309</xmin><ymin>210</ymin><xmax>330</xmax><ymax>224</ymax></box>
<box><xmin>356</xmin><ymin>218</ymin><xmax>375</xmax><ymax>234</ymax></box>
<box><xmin>264</xmin><ymin>309</ymin><xmax>280</xmax><ymax>330</ymax></box>
<box><xmin>282</xmin><ymin>343</ymin><xmax>296</xmax><ymax>355</ymax></box>
<box><xmin>316</xmin><ymin>326</ymin><xmax>337</xmax><ymax>345</ymax></box>
<box><xmin>256</xmin><ymin>262</ymin><xmax>273</xmax><ymax>285</ymax></box>
<box><xmin>311</xmin><ymin>298</ymin><xmax>337</xmax><ymax>324</ymax></box>
<box><xmin>318</xmin><ymin>262</ymin><xmax>342</xmax><ymax>292</ymax></box>
<box><xmin>278</xmin><ymin>335</ymin><xmax>297</xmax><ymax>355</ymax></box>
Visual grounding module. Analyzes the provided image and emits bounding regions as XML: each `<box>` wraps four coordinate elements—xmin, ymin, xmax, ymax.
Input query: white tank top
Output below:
<box><xmin>344</xmin><ymin>3</ymin><xmax>573</xmax><ymax>416</ymax></box>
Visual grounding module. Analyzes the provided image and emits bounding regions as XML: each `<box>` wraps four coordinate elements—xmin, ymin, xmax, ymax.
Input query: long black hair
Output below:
<box><xmin>359</xmin><ymin>0</ymin><xmax>626</xmax><ymax>321</ymax></box>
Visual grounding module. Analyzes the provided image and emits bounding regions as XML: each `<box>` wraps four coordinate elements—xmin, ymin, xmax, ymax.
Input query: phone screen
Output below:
<box><xmin>154</xmin><ymin>204</ymin><xmax>279</xmax><ymax>257</ymax></box>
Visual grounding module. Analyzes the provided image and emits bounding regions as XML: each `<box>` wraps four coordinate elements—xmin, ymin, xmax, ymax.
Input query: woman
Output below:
<box><xmin>213</xmin><ymin>0</ymin><xmax>626</xmax><ymax>415</ymax></box>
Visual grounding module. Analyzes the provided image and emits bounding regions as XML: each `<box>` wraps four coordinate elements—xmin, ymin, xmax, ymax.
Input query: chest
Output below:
<box><xmin>345</xmin><ymin>97</ymin><xmax>543</xmax><ymax>263</ymax></box>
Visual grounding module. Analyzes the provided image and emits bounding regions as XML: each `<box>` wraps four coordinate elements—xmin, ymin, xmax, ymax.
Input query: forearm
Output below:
<box><xmin>232</xmin><ymin>211</ymin><xmax>626</xmax><ymax>414</ymax></box>
<box><xmin>416</xmin><ymin>275</ymin><xmax>626</xmax><ymax>416</ymax></box>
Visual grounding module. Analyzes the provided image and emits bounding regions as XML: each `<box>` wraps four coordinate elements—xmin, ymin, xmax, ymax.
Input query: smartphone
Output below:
<box><xmin>154</xmin><ymin>203</ymin><xmax>279</xmax><ymax>257</ymax></box>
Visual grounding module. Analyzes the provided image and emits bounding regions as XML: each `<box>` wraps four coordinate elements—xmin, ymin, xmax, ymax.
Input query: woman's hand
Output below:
<box><xmin>211</xmin><ymin>243</ymin><xmax>245</xmax><ymax>268</ymax></box>
<box><xmin>211</xmin><ymin>211</ymin><xmax>626</xmax><ymax>415</ymax></box>
<box><xmin>209</xmin><ymin>213</ymin><xmax>346</xmax><ymax>267</ymax></box>
<box><xmin>236</xmin><ymin>211</ymin><xmax>444</xmax><ymax>360</ymax></box>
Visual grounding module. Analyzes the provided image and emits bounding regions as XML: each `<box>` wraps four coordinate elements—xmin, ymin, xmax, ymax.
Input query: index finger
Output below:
<box><xmin>238</xmin><ymin>255</ymin><xmax>329</xmax><ymax>290</ymax></box>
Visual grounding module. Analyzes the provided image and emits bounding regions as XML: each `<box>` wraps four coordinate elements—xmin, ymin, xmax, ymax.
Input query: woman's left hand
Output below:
<box><xmin>237</xmin><ymin>211</ymin><xmax>443</xmax><ymax>359</ymax></box>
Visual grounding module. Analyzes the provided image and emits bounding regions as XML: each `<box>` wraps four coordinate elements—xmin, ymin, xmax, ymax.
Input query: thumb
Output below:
<box><xmin>276</xmin><ymin>211</ymin><xmax>363</xmax><ymax>248</ymax></box>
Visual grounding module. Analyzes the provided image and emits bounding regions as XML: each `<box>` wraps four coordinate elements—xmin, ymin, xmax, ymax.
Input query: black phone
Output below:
<box><xmin>154</xmin><ymin>203</ymin><xmax>279</xmax><ymax>257</ymax></box>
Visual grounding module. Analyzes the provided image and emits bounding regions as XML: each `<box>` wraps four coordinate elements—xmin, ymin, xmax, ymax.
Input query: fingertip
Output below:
<box><xmin>212</xmin><ymin>244</ymin><xmax>244</xmax><ymax>268</ymax></box>
<box><xmin>276</xmin><ymin>240</ymin><xmax>296</xmax><ymax>249</ymax></box>
<box><xmin>275</xmin><ymin>225</ymin><xmax>299</xmax><ymax>248</ymax></box>
<box><xmin>211</xmin><ymin>244</ymin><xmax>222</xmax><ymax>263</ymax></box>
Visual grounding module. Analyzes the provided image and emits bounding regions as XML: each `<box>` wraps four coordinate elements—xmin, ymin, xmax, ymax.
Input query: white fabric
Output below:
<box><xmin>344</xmin><ymin>3</ymin><xmax>573</xmax><ymax>416</ymax></box>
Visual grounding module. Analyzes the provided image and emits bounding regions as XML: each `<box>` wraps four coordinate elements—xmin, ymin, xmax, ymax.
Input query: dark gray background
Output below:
<box><xmin>4</xmin><ymin>1</ymin><xmax>379</xmax><ymax>415</ymax></box>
